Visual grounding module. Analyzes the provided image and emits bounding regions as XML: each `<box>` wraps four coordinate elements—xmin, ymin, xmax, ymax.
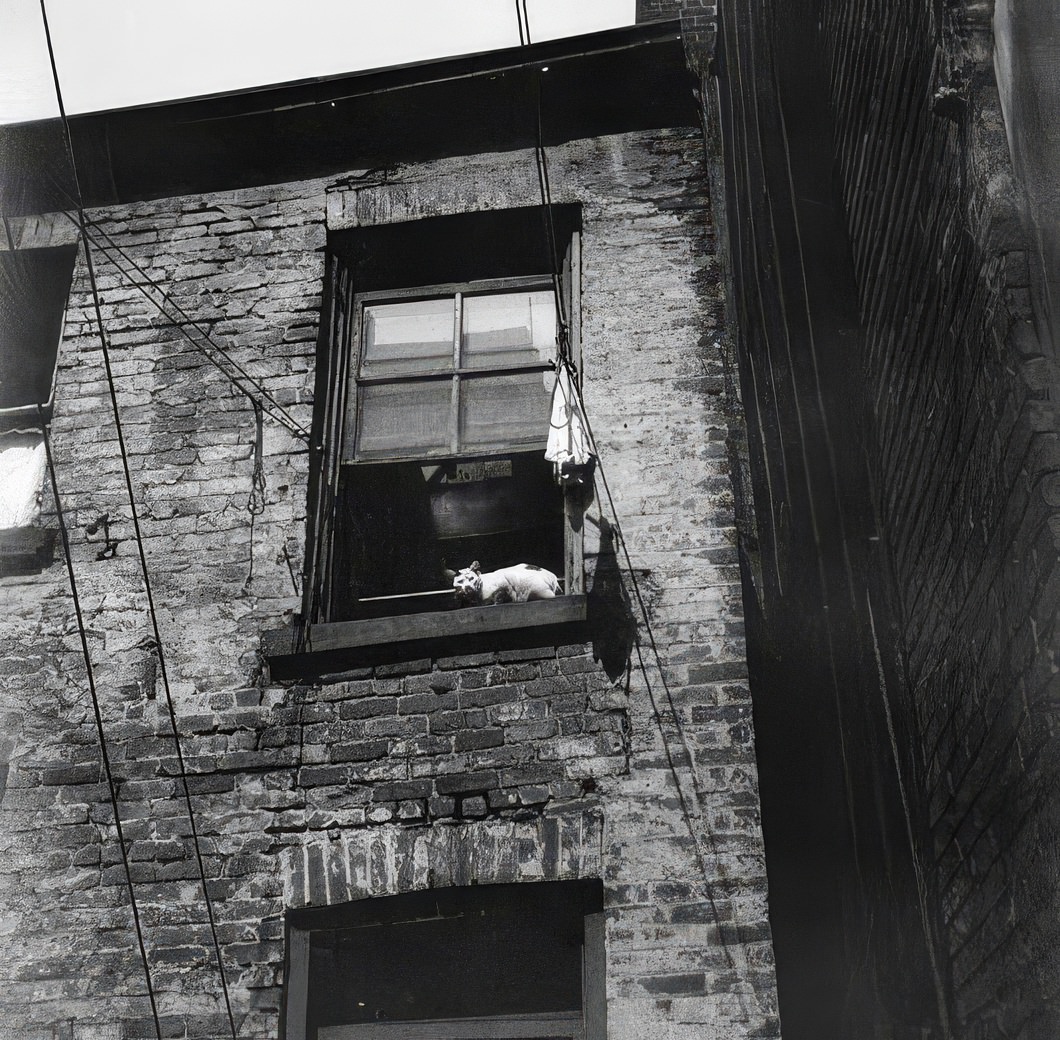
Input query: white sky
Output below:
<box><xmin>0</xmin><ymin>0</ymin><xmax>636</xmax><ymax>124</ymax></box>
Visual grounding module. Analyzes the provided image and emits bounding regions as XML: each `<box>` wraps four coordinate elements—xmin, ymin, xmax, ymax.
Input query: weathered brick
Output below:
<box><xmin>459</xmin><ymin>684</ymin><xmax>522</xmax><ymax>709</ymax></box>
<box><xmin>298</xmin><ymin>765</ymin><xmax>349</xmax><ymax>787</ymax></box>
<box><xmin>453</xmin><ymin>728</ymin><xmax>504</xmax><ymax>752</ymax></box>
<box><xmin>40</xmin><ymin>764</ymin><xmax>101</xmax><ymax>786</ymax></box>
<box><xmin>435</xmin><ymin>771</ymin><xmax>500</xmax><ymax>795</ymax></box>
<box><xmin>339</xmin><ymin>697</ymin><xmax>398</xmax><ymax>720</ymax></box>
<box><xmin>459</xmin><ymin>795</ymin><xmax>488</xmax><ymax>818</ymax></box>
<box><xmin>0</xmin><ymin>106</ymin><xmax>778</xmax><ymax>1040</ymax></box>
<box><xmin>397</xmin><ymin>692</ymin><xmax>439</xmax><ymax>715</ymax></box>
<box><xmin>330</xmin><ymin>740</ymin><xmax>389</xmax><ymax>763</ymax></box>
<box><xmin>372</xmin><ymin>780</ymin><xmax>432</xmax><ymax>802</ymax></box>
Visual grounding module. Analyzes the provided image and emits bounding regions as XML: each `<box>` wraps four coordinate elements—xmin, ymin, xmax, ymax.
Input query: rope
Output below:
<box><xmin>39</xmin><ymin>4</ymin><xmax>240</xmax><ymax>1036</ymax></box>
<box><xmin>38</xmin><ymin>407</ymin><xmax>164</xmax><ymax>1040</ymax></box>
<box><xmin>245</xmin><ymin>400</ymin><xmax>267</xmax><ymax>591</ymax></box>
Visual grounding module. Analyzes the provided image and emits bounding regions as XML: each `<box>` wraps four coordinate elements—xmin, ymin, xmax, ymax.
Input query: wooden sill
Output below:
<box><xmin>262</xmin><ymin>595</ymin><xmax>588</xmax><ymax>679</ymax></box>
<box><xmin>309</xmin><ymin>595</ymin><xmax>586</xmax><ymax>650</ymax></box>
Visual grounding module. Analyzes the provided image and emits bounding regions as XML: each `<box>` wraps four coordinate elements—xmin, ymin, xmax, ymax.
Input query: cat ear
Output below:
<box><xmin>470</xmin><ymin>560</ymin><xmax>481</xmax><ymax>572</ymax></box>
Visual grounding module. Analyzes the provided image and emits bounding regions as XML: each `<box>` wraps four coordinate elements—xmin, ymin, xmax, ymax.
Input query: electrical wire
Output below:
<box><xmin>527</xmin><ymin>60</ymin><xmax>572</xmax><ymax>359</ymax></box>
<box><xmin>38</xmin><ymin>407</ymin><xmax>164</xmax><ymax>1040</ymax></box>
<box><xmin>85</xmin><ymin>176</ymin><xmax>244</xmax><ymax>1040</ymax></box>
<box><xmin>11</xmin><ymin>152</ymin><xmax>310</xmax><ymax>441</ymax></box>
<box><xmin>577</xmin><ymin>371</ymin><xmax>743</xmax><ymax>967</ymax></box>
<box><xmin>515</xmin><ymin>0</ymin><xmax>528</xmax><ymax>46</ymax></box>
<box><xmin>519</xmin><ymin>0</ymin><xmax>533</xmax><ymax>46</ymax></box>
<box><xmin>66</xmin><ymin>210</ymin><xmax>310</xmax><ymax>441</ymax></box>
<box><xmin>11</xmin><ymin>141</ymin><xmax>308</xmax><ymax>440</ymax></box>
<box><xmin>38</xmin><ymin>4</ymin><xmax>240</xmax><ymax>1037</ymax></box>
<box><xmin>516</xmin><ymin>3</ymin><xmax>743</xmax><ymax>967</ymax></box>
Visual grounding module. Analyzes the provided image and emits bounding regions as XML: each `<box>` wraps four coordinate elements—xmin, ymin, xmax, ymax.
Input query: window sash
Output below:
<box><xmin>282</xmin><ymin>876</ymin><xmax>603</xmax><ymax>1040</ymax></box>
<box><xmin>344</xmin><ymin>279</ymin><xmax>557</xmax><ymax>462</ymax></box>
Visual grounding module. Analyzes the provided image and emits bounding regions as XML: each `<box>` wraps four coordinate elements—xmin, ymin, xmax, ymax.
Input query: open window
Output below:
<box><xmin>302</xmin><ymin>206</ymin><xmax>585</xmax><ymax>645</ymax></box>
<box><xmin>283</xmin><ymin>880</ymin><xmax>606</xmax><ymax>1040</ymax></box>
<box><xmin>0</xmin><ymin>241</ymin><xmax>76</xmax><ymax>574</ymax></box>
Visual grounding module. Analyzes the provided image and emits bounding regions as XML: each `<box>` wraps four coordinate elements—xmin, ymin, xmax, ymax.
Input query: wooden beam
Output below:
<box><xmin>319</xmin><ymin>1012</ymin><xmax>583</xmax><ymax>1040</ymax></box>
<box><xmin>307</xmin><ymin>595</ymin><xmax>586</xmax><ymax>652</ymax></box>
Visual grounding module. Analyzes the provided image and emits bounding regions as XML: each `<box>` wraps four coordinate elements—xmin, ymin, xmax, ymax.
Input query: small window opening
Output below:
<box><xmin>283</xmin><ymin>879</ymin><xmax>605</xmax><ymax>1040</ymax></box>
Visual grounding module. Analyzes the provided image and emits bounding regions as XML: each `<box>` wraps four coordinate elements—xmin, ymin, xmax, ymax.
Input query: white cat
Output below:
<box><xmin>452</xmin><ymin>561</ymin><xmax>561</xmax><ymax>605</ymax></box>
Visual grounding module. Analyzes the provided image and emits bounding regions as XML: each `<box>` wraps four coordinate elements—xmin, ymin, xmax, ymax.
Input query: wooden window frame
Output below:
<box><xmin>348</xmin><ymin>277</ymin><xmax>560</xmax><ymax>463</ymax></box>
<box><xmin>298</xmin><ymin>232</ymin><xmax>585</xmax><ymax>653</ymax></box>
<box><xmin>281</xmin><ymin>882</ymin><xmax>606</xmax><ymax>1040</ymax></box>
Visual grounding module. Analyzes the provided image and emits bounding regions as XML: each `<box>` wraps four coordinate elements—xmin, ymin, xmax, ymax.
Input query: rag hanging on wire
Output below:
<box><xmin>544</xmin><ymin>360</ymin><xmax>595</xmax><ymax>485</ymax></box>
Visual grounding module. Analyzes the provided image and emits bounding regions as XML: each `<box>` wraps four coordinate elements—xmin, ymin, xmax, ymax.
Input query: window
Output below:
<box><xmin>0</xmin><ymin>241</ymin><xmax>76</xmax><ymax>573</ymax></box>
<box><xmin>350</xmin><ymin>285</ymin><xmax>557</xmax><ymax>462</ymax></box>
<box><xmin>302</xmin><ymin>207</ymin><xmax>585</xmax><ymax>641</ymax></box>
<box><xmin>283</xmin><ymin>880</ymin><xmax>606</xmax><ymax>1040</ymax></box>
<box><xmin>0</xmin><ymin>242</ymin><xmax>77</xmax><ymax>426</ymax></box>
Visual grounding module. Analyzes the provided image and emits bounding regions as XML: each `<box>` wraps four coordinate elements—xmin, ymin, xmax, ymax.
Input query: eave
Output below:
<box><xmin>0</xmin><ymin>21</ymin><xmax>696</xmax><ymax>215</ymax></box>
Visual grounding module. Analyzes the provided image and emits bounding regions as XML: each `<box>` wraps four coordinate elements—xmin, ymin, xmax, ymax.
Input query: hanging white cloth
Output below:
<box><xmin>0</xmin><ymin>433</ymin><xmax>46</xmax><ymax>528</ymax></box>
<box><xmin>544</xmin><ymin>362</ymin><xmax>594</xmax><ymax>476</ymax></box>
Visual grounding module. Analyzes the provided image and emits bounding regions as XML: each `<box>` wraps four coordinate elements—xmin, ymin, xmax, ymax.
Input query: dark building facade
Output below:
<box><xmin>638</xmin><ymin>1</ymin><xmax>1060</xmax><ymax>1039</ymax></box>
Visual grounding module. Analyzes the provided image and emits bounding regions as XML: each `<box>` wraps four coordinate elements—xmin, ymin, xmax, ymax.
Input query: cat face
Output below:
<box><xmin>452</xmin><ymin>561</ymin><xmax>483</xmax><ymax>603</ymax></box>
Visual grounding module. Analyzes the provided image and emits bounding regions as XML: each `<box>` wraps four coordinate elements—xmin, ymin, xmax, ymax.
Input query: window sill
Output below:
<box><xmin>263</xmin><ymin>595</ymin><xmax>587</xmax><ymax>680</ymax></box>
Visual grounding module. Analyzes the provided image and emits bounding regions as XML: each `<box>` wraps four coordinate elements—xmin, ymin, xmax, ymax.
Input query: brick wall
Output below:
<box><xmin>821</xmin><ymin>1</ymin><xmax>1060</xmax><ymax>1036</ymax></box>
<box><xmin>0</xmin><ymin>128</ymin><xmax>778</xmax><ymax>1039</ymax></box>
<box><xmin>635</xmin><ymin>1</ymin><xmax>716</xmax><ymax>70</ymax></box>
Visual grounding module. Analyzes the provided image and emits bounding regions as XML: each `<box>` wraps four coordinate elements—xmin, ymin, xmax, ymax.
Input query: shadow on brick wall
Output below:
<box><xmin>587</xmin><ymin>518</ymin><xmax>636</xmax><ymax>682</ymax></box>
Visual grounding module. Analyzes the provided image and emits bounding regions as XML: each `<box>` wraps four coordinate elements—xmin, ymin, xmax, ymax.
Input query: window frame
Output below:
<box><xmin>0</xmin><ymin>241</ymin><xmax>78</xmax><ymax>428</ymax></box>
<box><xmin>281</xmin><ymin>880</ymin><xmax>606</xmax><ymax>1040</ymax></box>
<box><xmin>300</xmin><ymin>228</ymin><xmax>585</xmax><ymax>647</ymax></box>
<box><xmin>0</xmin><ymin>241</ymin><xmax>77</xmax><ymax>575</ymax></box>
<box><xmin>348</xmin><ymin>276</ymin><xmax>561</xmax><ymax>464</ymax></box>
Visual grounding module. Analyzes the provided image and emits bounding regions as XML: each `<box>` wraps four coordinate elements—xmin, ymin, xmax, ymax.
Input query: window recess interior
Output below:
<box><xmin>305</xmin><ymin>206</ymin><xmax>583</xmax><ymax>632</ymax></box>
<box><xmin>0</xmin><ymin>242</ymin><xmax>77</xmax><ymax>573</ymax></box>
<box><xmin>282</xmin><ymin>880</ymin><xmax>606</xmax><ymax>1040</ymax></box>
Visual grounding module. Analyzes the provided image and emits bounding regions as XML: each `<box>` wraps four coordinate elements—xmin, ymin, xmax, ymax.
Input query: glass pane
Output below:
<box><xmin>357</xmin><ymin>381</ymin><xmax>451</xmax><ymax>458</ymax></box>
<box><xmin>459</xmin><ymin>371</ymin><xmax>552</xmax><ymax>450</ymax></box>
<box><xmin>461</xmin><ymin>291</ymin><xmax>556</xmax><ymax>369</ymax></box>
<box><xmin>362</xmin><ymin>298</ymin><xmax>454</xmax><ymax>376</ymax></box>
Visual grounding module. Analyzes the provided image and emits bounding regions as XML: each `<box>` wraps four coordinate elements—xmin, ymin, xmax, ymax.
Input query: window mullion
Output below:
<box><xmin>450</xmin><ymin>293</ymin><xmax>462</xmax><ymax>454</ymax></box>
